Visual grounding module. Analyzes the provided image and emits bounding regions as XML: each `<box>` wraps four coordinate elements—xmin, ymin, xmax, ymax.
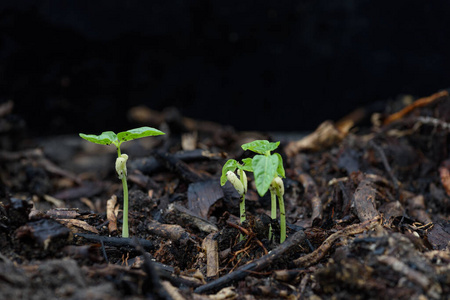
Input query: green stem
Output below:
<box><xmin>239</xmin><ymin>194</ymin><xmax>246</xmax><ymax>241</ymax></box>
<box><xmin>121</xmin><ymin>175</ymin><xmax>129</xmax><ymax>238</ymax></box>
<box><xmin>268</xmin><ymin>189</ymin><xmax>277</xmax><ymax>241</ymax></box>
<box><xmin>278</xmin><ymin>194</ymin><xmax>286</xmax><ymax>243</ymax></box>
<box><xmin>116</xmin><ymin>146</ymin><xmax>129</xmax><ymax>238</ymax></box>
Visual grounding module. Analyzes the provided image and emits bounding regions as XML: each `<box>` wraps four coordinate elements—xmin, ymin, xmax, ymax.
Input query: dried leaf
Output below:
<box><xmin>285</xmin><ymin>121</ymin><xmax>346</xmax><ymax>157</ymax></box>
<box><xmin>106</xmin><ymin>195</ymin><xmax>118</xmax><ymax>233</ymax></box>
<box><xmin>57</xmin><ymin>219</ymin><xmax>99</xmax><ymax>234</ymax></box>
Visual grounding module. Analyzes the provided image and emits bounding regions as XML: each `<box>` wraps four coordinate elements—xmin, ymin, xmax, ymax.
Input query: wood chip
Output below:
<box><xmin>202</xmin><ymin>233</ymin><xmax>219</xmax><ymax>279</ymax></box>
<box><xmin>352</xmin><ymin>178</ymin><xmax>380</xmax><ymax>222</ymax></box>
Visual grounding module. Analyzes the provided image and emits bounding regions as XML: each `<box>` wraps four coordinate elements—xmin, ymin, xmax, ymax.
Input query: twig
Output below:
<box><xmin>383</xmin><ymin>90</ymin><xmax>448</xmax><ymax>125</ymax></box>
<box><xmin>100</xmin><ymin>240</ymin><xmax>108</xmax><ymax>263</ymax></box>
<box><xmin>293</xmin><ymin>216</ymin><xmax>381</xmax><ymax>268</ymax></box>
<box><xmin>368</xmin><ymin>140</ymin><xmax>400</xmax><ymax>191</ymax></box>
<box><xmin>132</xmin><ymin>237</ymin><xmax>173</xmax><ymax>300</ymax></box>
<box><xmin>377</xmin><ymin>255</ymin><xmax>431</xmax><ymax>291</ymax></box>
<box><xmin>297</xmin><ymin>172</ymin><xmax>322</xmax><ymax>226</ymax></box>
<box><xmin>75</xmin><ymin>233</ymin><xmax>154</xmax><ymax>251</ymax></box>
<box><xmin>226</xmin><ymin>221</ymin><xmax>267</xmax><ymax>255</ymax></box>
<box><xmin>194</xmin><ymin>229</ymin><xmax>306</xmax><ymax>294</ymax></box>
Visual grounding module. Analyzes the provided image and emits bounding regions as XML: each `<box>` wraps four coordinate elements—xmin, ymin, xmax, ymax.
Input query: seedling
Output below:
<box><xmin>241</xmin><ymin>140</ymin><xmax>286</xmax><ymax>243</ymax></box>
<box><xmin>79</xmin><ymin>127</ymin><xmax>165</xmax><ymax>237</ymax></box>
<box><xmin>221</xmin><ymin>140</ymin><xmax>286</xmax><ymax>243</ymax></box>
<box><xmin>220</xmin><ymin>158</ymin><xmax>252</xmax><ymax>240</ymax></box>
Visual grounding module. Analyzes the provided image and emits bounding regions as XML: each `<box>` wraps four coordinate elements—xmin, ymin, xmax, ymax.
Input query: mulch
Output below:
<box><xmin>1</xmin><ymin>90</ymin><xmax>449</xmax><ymax>299</ymax></box>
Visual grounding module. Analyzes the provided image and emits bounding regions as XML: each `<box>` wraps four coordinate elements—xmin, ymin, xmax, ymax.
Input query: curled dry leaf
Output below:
<box><xmin>106</xmin><ymin>195</ymin><xmax>118</xmax><ymax>234</ymax></box>
<box><xmin>57</xmin><ymin>219</ymin><xmax>99</xmax><ymax>234</ymax></box>
<box><xmin>285</xmin><ymin>121</ymin><xmax>347</xmax><ymax>157</ymax></box>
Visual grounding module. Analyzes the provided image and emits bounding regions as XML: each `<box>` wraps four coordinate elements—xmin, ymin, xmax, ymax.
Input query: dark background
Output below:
<box><xmin>1</xmin><ymin>1</ymin><xmax>449</xmax><ymax>137</ymax></box>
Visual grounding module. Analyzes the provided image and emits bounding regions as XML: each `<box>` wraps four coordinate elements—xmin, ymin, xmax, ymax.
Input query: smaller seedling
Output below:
<box><xmin>221</xmin><ymin>159</ymin><xmax>251</xmax><ymax>240</ymax></box>
<box><xmin>241</xmin><ymin>140</ymin><xmax>286</xmax><ymax>243</ymax></box>
<box><xmin>79</xmin><ymin>127</ymin><xmax>165</xmax><ymax>238</ymax></box>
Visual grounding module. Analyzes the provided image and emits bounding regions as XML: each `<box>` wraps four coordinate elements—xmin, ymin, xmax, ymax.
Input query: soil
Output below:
<box><xmin>1</xmin><ymin>92</ymin><xmax>450</xmax><ymax>299</ymax></box>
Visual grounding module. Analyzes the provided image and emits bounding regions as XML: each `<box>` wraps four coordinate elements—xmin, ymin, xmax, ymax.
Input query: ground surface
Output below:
<box><xmin>0</xmin><ymin>91</ymin><xmax>449</xmax><ymax>299</ymax></box>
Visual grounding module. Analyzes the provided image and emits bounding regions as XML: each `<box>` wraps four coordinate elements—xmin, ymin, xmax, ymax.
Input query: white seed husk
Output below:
<box><xmin>272</xmin><ymin>176</ymin><xmax>284</xmax><ymax>196</ymax></box>
<box><xmin>115</xmin><ymin>154</ymin><xmax>129</xmax><ymax>179</ymax></box>
<box><xmin>226</xmin><ymin>171</ymin><xmax>245</xmax><ymax>196</ymax></box>
<box><xmin>239</xmin><ymin>169</ymin><xmax>248</xmax><ymax>193</ymax></box>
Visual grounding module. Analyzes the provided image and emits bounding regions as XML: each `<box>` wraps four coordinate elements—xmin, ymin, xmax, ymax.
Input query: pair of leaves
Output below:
<box><xmin>221</xmin><ymin>140</ymin><xmax>285</xmax><ymax>197</ymax></box>
<box><xmin>79</xmin><ymin>127</ymin><xmax>165</xmax><ymax>147</ymax></box>
<box><xmin>220</xmin><ymin>158</ymin><xmax>252</xmax><ymax>186</ymax></box>
<box><xmin>241</xmin><ymin>140</ymin><xmax>280</xmax><ymax>155</ymax></box>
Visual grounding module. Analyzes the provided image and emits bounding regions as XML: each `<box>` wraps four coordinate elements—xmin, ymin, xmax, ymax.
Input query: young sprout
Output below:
<box><xmin>221</xmin><ymin>159</ymin><xmax>251</xmax><ymax>240</ymax></box>
<box><xmin>240</xmin><ymin>140</ymin><xmax>286</xmax><ymax>243</ymax></box>
<box><xmin>270</xmin><ymin>176</ymin><xmax>286</xmax><ymax>243</ymax></box>
<box><xmin>79</xmin><ymin>127</ymin><xmax>165</xmax><ymax>238</ymax></box>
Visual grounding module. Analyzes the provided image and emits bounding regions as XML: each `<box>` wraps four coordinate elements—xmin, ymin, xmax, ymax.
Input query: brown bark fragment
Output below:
<box><xmin>352</xmin><ymin>178</ymin><xmax>380</xmax><ymax>222</ymax></box>
<box><xmin>202</xmin><ymin>233</ymin><xmax>219</xmax><ymax>279</ymax></box>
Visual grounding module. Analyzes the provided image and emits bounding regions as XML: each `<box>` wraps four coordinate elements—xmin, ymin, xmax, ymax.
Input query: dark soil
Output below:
<box><xmin>1</xmin><ymin>91</ymin><xmax>450</xmax><ymax>299</ymax></box>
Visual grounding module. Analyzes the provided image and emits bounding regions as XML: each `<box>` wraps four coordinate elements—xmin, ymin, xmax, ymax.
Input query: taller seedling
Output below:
<box><xmin>79</xmin><ymin>126</ymin><xmax>165</xmax><ymax>237</ymax></box>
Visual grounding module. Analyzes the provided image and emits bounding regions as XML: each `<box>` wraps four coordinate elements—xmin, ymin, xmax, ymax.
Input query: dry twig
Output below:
<box><xmin>293</xmin><ymin>216</ymin><xmax>381</xmax><ymax>268</ymax></box>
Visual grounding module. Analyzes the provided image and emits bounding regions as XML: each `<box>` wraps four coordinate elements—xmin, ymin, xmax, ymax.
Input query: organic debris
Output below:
<box><xmin>1</xmin><ymin>90</ymin><xmax>450</xmax><ymax>299</ymax></box>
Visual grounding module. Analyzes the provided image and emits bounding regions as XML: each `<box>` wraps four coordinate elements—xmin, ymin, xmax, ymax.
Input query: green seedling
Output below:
<box><xmin>220</xmin><ymin>158</ymin><xmax>251</xmax><ymax>240</ymax></box>
<box><xmin>241</xmin><ymin>140</ymin><xmax>286</xmax><ymax>243</ymax></box>
<box><xmin>221</xmin><ymin>140</ymin><xmax>286</xmax><ymax>243</ymax></box>
<box><xmin>79</xmin><ymin>126</ymin><xmax>165</xmax><ymax>238</ymax></box>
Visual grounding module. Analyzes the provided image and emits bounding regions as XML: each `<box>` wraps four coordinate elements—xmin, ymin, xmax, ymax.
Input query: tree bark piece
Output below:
<box><xmin>352</xmin><ymin>178</ymin><xmax>380</xmax><ymax>222</ymax></box>
<box><xmin>147</xmin><ymin>220</ymin><xmax>190</xmax><ymax>243</ymax></box>
<box><xmin>202</xmin><ymin>233</ymin><xmax>219</xmax><ymax>279</ymax></box>
<box><xmin>187</xmin><ymin>180</ymin><xmax>224</xmax><ymax>219</ymax></box>
<box><xmin>165</xmin><ymin>203</ymin><xmax>218</xmax><ymax>233</ymax></box>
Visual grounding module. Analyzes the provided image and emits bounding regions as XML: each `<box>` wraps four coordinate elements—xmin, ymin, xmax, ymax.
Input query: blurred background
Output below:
<box><xmin>1</xmin><ymin>1</ymin><xmax>449</xmax><ymax>137</ymax></box>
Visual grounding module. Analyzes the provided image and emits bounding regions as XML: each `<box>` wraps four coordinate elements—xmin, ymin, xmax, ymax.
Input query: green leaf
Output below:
<box><xmin>117</xmin><ymin>126</ymin><xmax>165</xmax><ymax>142</ymax></box>
<box><xmin>241</xmin><ymin>140</ymin><xmax>280</xmax><ymax>155</ymax></box>
<box><xmin>79</xmin><ymin>131</ymin><xmax>118</xmax><ymax>145</ymax></box>
<box><xmin>253</xmin><ymin>154</ymin><xmax>279</xmax><ymax>196</ymax></box>
<box><xmin>274</xmin><ymin>153</ymin><xmax>285</xmax><ymax>178</ymax></box>
<box><xmin>240</xmin><ymin>158</ymin><xmax>253</xmax><ymax>172</ymax></box>
<box><xmin>220</xmin><ymin>159</ymin><xmax>238</xmax><ymax>186</ymax></box>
